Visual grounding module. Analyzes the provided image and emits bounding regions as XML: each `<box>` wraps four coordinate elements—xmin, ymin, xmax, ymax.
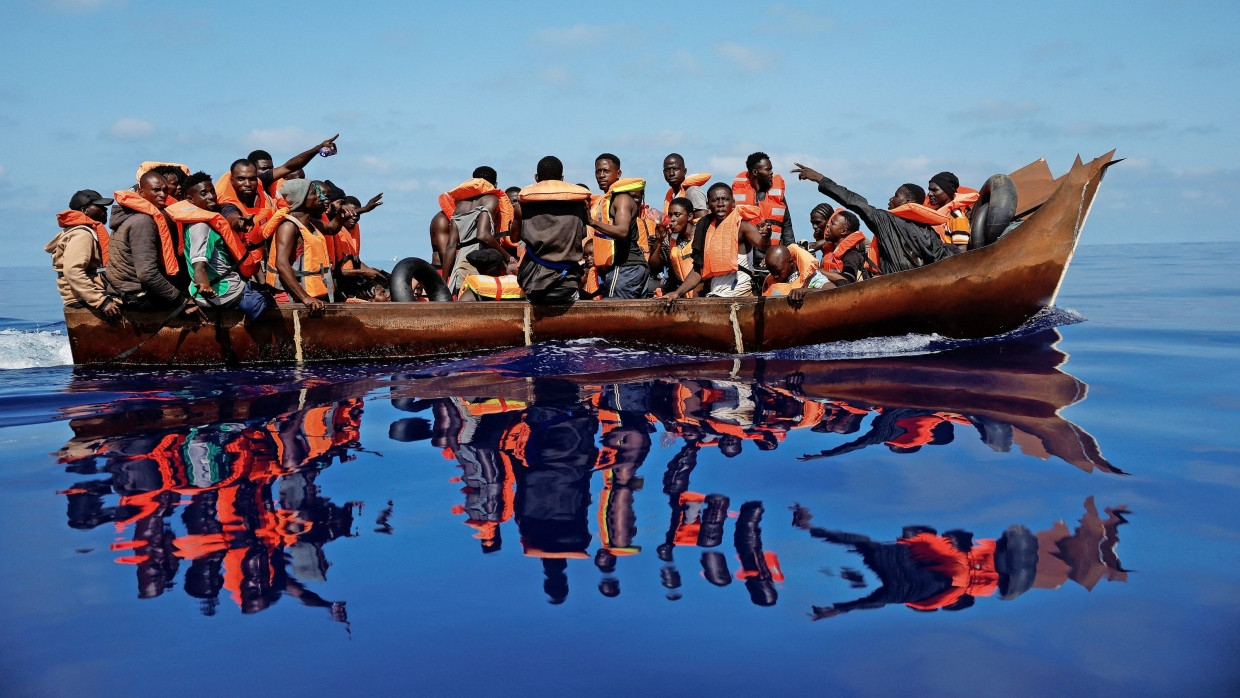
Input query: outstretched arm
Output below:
<box><xmin>792</xmin><ymin>163</ymin><xmax>883</xmax><ymax>234</ymax></box>
<box><xmin>272</xmin><ymin>134</ymin><xmax>340</xmax><ymax>181</ymax></box>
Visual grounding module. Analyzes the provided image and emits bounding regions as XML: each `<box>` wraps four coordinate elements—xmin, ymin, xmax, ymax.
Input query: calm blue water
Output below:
<box><xmin>1</xmin><ymin>243</ymin><xmax>1238</xmax><ymax>697</ymax></box>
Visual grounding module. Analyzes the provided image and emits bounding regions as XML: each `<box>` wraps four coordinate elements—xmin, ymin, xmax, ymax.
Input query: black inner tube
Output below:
<box><xmin>969</xmin><ymin>174</ymin><xmax>1018</xmax><ymax>249</ymax></box>
<box><xmin>389</xmin><ymin>256</ymin><xmax>452</xmax><ymax>302</ymax></box>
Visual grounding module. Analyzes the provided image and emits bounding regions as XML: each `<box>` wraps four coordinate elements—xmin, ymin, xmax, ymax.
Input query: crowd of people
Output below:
<box><xmin>47</xmin><ymin>133</ymin><xmax>984</xmax><ymax>320</ymax></box>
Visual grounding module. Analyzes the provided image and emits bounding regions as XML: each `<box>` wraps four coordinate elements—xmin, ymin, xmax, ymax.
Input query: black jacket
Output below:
<box><xmin>816</xmin><ymin>178</ymin><xmax>957</xmax><ymax>274</ymax></box>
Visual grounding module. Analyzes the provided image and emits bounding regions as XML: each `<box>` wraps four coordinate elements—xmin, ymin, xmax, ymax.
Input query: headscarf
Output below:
<box><xmin>279</xmin><ymin>179</ymin><xmax>312</xmax><ymax>212</ymax></box>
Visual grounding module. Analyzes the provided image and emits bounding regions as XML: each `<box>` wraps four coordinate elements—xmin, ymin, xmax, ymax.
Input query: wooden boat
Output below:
<box><xmin>63</xmin><ymin>151</ymin><xmax>1117</xmax><ymax>366</ymax></box>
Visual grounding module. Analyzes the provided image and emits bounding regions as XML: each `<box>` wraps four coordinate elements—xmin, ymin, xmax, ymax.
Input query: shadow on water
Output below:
<box><xmin>50</xmin><ymin>327</ymin><xmax>1129</xmax><ymax>621</ymax></box>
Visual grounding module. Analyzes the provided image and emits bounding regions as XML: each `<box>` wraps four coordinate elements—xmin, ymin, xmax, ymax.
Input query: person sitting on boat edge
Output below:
<box><xmin>430</xmin><ymin>166</ymin><xmax>517</xmax><ymax>295</ymax></box>
<box><xmin>791</xmin><ymin>163</ymin><xmax>956</xmax><ymax>274</ymax></box>
<box><xmin>516</xmin><ymin>155</ymin><xmax>592</xmax><ymax>305</ymax></box>
<box><xmin>458</xmin><ymin>248</ymin><xmax>525</xmax><ymax>302</ymax></box>
<box><xmin>587</xmin><ymin>154</ymin><xmax>653</xmax><ymax>299</ymax></box>
<box><xmin>664</xmin><ymin>183</ymin><xmax>769</xmax><ymax>299</ymax></box>
<box><xmin>165</xmin><ymin>171</ymin><xmax>257</xmax><ymax>312</ymax></box>
<box><xmin>762</xmin><ymin>244</ymin><xmax>829</xmax><ymax>304</ymax></box>
<box><xmin>46</xmin><ymin>189</ymin><xmax>123</xmax><ymax>320</ymax></box>
<box><xmin>926</xmin><ymin>171</ymin><xmax>977</xmax><ymax>248</ymax></box>
<box><xmin>265</xmin><ymin>179</ymin><xmax>336</xmax><ymax>315</ymax></box>
<box><xmin>107</xmin><ymin>171</ymin><xmax>202</xmax><ymax>320</ymax></box>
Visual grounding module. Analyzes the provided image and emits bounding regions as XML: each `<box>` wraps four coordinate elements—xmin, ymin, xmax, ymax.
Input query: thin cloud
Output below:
<box><xmin>762</xmin><ymin>3</ymin><xmax>834</xmax><ymax>34</ymax></box>
<box><xmin>44</xmin><ymin>0</ymin><xmax>120</xmax><ymax>12</ymax></box>
<box><xmin>528</xmin><ymin>24</ymin><xmax>615</xmax><ymax>47</ymax></box>
<box><xmin>715</xmin><ymin>42</ymin><xmax>775</xmax><ymax>74</ymax></box>
<box><xmin>536</xmin><ymin>65</ymin><xmax>577</xmax><ymax>87</ymax></box>
<box><xmin>103</xmin><ymin>117</ymin><xmax>156</xmax><ymax>141</ymax></box>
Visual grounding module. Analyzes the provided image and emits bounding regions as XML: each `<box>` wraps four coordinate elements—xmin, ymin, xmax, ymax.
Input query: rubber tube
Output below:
<box><xmin>390</xmin><ymin>256</ymin><xmax>452</xmax><ymax>302</ymax></box>
<box><xmin>969</xmin><ymin>174</ymin><xmax>1018</xmax><ymax>249</ymax></box>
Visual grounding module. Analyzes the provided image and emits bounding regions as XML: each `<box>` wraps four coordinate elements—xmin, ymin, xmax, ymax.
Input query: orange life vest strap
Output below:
<box><xmin>112</xmin><ymin>190</ymin><xmax>180</xmax><ymax>275</ymax></box>
<box><xmin>56</xmin><ymin>210</ymin><xmax>111</xmax><ymax>266</ymax></box>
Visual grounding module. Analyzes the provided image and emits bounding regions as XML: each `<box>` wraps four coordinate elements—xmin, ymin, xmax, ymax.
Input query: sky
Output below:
<box><xmin>2</xmin><ymin>0</ymin><xmax>1237</xmax><ymax>267</ymax></box>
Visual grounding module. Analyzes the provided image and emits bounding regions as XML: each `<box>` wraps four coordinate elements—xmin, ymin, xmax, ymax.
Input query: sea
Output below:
<box><xmin>1</xmin><ymin>242</ymin><xmax>1238</xmax><ymax>697</ymax></box>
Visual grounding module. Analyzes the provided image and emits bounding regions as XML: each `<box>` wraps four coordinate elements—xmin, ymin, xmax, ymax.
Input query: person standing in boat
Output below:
<box><xmin>107</xmin><ymin>171</ymin><xmax>202</xmax><ymax>319</ymax></box>
<box><xmin>587</xmin><ymin>154</ymin><xmax>653</xmax><ymax>299</ymax></box>
<box><xmin>792</xmin><ymin>163</ymin><xmax>957</xmax><ymax>274</ymax></box>
<box><xmin>733</xmin><ymin>152</ymin><xmax>795</xmax><ymax>287</ymax></box>
<box><xmin>661</xmin><ymin>153</ymin><xmax>711</xmax><ymax>218</ymax></box>
<box><xmin>265</xmin><ymin>180</ymin><xmax>335</xmax><ymax>315</ymax></box>
<box><xmin>46</xmin><ymin>189</ymin><xmax>123</xmax><ymax>320</ymax></box>
<box><xmin>516</xmin><ymin>156</ymin><xmax>592</xmax><ymax>305</ymax></box>
<box><xmin>430</xmin><ymin>167</ymin><xmax>517</xmax><ymax>295</ymax></box>
<box><xmin>663</xmin><ymin>183</ymin><xmax>769</xmax><ymax>299</ymax></box>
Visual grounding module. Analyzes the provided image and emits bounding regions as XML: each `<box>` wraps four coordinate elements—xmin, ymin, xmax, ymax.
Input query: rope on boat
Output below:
<box><xmin>293</xmin><ymin>309</ymin><xmax>304</xmax><ymax>365</ymax></box>
<box><xmin>729</xmin><ymin>303</ymin><xmax>744</xmax><ymax>354</ymax></box>
<box><xmin>523</xmin><ymin>305</ymin><xmax>533</xmax><ymax>346</ymax></box>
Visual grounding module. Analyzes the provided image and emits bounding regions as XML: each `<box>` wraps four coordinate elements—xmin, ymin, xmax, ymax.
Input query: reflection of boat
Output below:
<box><xmin>64</xmin><ymin>152</ymin><xmax>1117</xmax><ymax>366</ymax></box>
<box><xmin>388</xmin><ymin>330</ymin><xmax>1118</xmax><ymax>474</ymax></box>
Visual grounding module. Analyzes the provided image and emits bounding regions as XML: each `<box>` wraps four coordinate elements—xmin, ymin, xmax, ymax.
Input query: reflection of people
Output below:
<box><xmin>735</xmin><ymin>501</ymin><xmax>782</xmax><ymax>607</ymax></box>
<box><xmin>801</xmin><ymin>408</ymin><xmax>969</xmax><ymax>458</ymax></box>
<box><xmin>797</xmin><ymin>499</ymin><xmax>1130</xmax><ymax>620</ymax></box>
<box><xmin>508</xmin><ymin>382</ymin><xmax>600</xmax><ymax>603</ymax></box>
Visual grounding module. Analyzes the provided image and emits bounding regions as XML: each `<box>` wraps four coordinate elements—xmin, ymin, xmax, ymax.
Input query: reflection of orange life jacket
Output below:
<box><xmin>462</xmin><ymin>274</ymin><xmax>526</xmax><ymax>300</ymax></box>
<box><xmin>164</xmin><ymin>200</ymin><xmax>258</xmax><ymax>278</ymax></box>
<box><xmin>886</xmin><ymin>413</ymin><xmax>968</xmax><ymax>449</ymax></box>
<box><xmin>663</xmin><ymin>173</ymin><xmax>712</xmax><ymax>214</ymax></box>
<box><xmin>900</xmin><ymin>533</ymin><xmax>998</xmax><ymax>610</ymax></box>
<box><xmin>702</xmin><ymin>205</ymin><xmax>762</xmax><ymax>279</ymax></box>
<box><xmin>672</xmin><ymin>491</ymin><xmax>706</xmax><ymax>546</ymax></box>
<box><xmin>597</xmin><ymin>470</ymin><xmax>641</xmax><ymax>555</ymax></box>
<box><xmin>929</xmin><ymin>188</ymin><xmax>979</xmax><ymax>245</ymax></box>
<box><xmin>265</xmin><ymin>211</ymin><xmax>334</xmax><ymax>299</ymax></box>
<box><xmin>112</xmin><ymin>190</ymin><xmax>181</xmax><ymax>275</ymax></box>
<box><xmin>113</xmin><ymin>432</ymin><xmax>185</xmax><ymax>529</ymax></box>
<box><xmin>731</xmin><ymin>172</ymin><xmax>787</xmax><ymax>237</ymax></box>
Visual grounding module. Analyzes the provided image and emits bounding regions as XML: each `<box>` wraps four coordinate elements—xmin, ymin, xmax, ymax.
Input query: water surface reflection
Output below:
<box><xmin>52</xmin><ymin>330</ymin><xmax>1127</xmax><ymax>621</ymax></box>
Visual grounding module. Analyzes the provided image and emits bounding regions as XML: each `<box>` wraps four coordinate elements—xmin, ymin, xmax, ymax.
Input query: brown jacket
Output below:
<box><xmin>44</xmin><ymin>225</ymin><xmax>113</xmax><ymax>310</ymax></box>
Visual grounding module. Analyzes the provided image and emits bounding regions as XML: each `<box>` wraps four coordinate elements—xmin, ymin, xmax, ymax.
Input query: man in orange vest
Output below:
<box><xmin>792</xmin><ymin>162</ymin><xmax>958</xmax><ymax>273</ymax></box>
<box><xmin>267</xmin><ymin>180</ymin><xmax>334</xmax><ymax>315</ymax></box>
<box><xmin>106</xmin><ymin>170</ymin><xmax>202</xmax><ymax>318</ymax></box>
<box><xmin>219</xmin><ymin>134</ymin><xmax>338</xmax><ymax>233</ymax></box>
<box><xmin>176</xmin><ymin>172</ymin><xmax>250</xmax><ymax>310</ymax></box>
<box><xmin>663</xmin><ymin>183</ymin><xmax>769</xmax><ymax>298</ymax></box>
<box><xmin>761</xmin><ymin>244</ymin><xmax>830</xmax><ymax>303</ymax></box>
<box><xmin>588</xmin><ymin>153</ymin><xmax>652</xmax><ymax>299</ymax></box>
<box><xmin>733</xmin><ymin>151</ymin><xmax>795</xmax><ymax>284</ymax></box>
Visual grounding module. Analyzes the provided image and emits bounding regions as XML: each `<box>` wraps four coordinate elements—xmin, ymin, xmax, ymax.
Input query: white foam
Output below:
<box><xmin>0</xmin><ymin>328</ymin><xmax>73</xmax><ymax>369</ymax></box>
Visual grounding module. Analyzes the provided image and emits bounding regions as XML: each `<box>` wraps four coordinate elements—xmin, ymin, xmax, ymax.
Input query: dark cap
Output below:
<box><xmin>69</xmin><ymin>189</ymin><xmax>114</xmax><ymax>210</ymax></box>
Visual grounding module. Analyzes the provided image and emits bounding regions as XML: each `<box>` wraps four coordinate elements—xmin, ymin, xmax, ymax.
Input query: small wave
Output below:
<box><xmin>0</xmin><ymin>328</ymin><xmax>73</xmax><ymax>369</ymax></box>
<box><xmin>766</xmin><ymin>306</ymin><xmax>1086</xmax><ymax>360</ymax></box>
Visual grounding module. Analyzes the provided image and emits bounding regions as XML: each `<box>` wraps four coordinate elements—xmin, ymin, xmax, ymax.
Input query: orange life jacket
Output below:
<box><xmin>888</xmin><ymin>202</ymin><xmax>950</xmax><ymax>226</ymax></box>
<box><xmin>461</xmin><ymin>274</ymin><xmax>526</xmax><ymax>300</ymax></box>
<box><xmin>701</xmin><ymin>205</ymin><xmax>762</xmax><ymax>279</ymax></box>
<box><xmin>588</xmin><ymin>178</ymin><xmax>645</xmax><ymax>269</ymax></box>
<box><xmin>663</xmin><ymin>172</ymin><xmax>712</xmax><ymax>213</ymax></box>
<box><xmin>56</xmin><ymin>210</ymin><xmax>111</xmax><ymax>266</ymax></box>
<box><xmin>164</xmin><ymin>200</ymin><xmax>258</xmax><ymax>278</ymax></box>
<box><xmin>112</xmin><ymin>190</ymin><xmax>180</xmax><ymax>275</ymax></box>
<box><xmin>518</xmin><ymin>180</ymin><xmax>592</xmax><ymax>202</ymax></box>
<box><xmin>928</xmin><ymin>188</ymin><xmax>979</xmax><ymax>244</ymax></box>
<box><xmin>762</xmin><ymin>243</ymin><xmax>819</xmax><ymax>296</ymax></box>
<box><xmin>438</xmin><ymin>178</ymin><xmax>515</xmax><ymax>234</ymax></box>
<box><xmin>668</xmin><ymin>237</ymin><xmax>697</xmax><ymax>298</ymax></box>
<box><xmin>327</xmin><ymin>223</ymin><xmax>361</xmax><ymax>268</ymax></box>
<box><xmin>264</xmin><ymin>211</ymin><xmax>334</xmax><ymax>299</ymax></box>
<box><xmin>732</xmin><ymin>172</ymin><xmax>788</xmax><ymax>237</ymax></box>
<box><xmin>823</xmin><ymin>231</ymin><xmax>867</xmax><ymax>273</ymax></box>
<box><xmin>900</xmin><ymin>533</ymin><xmax>999</xmax><ymax>611</ymax></box>
<box><xmin>215</xmin><ymin>171</ymin><xmax>277</xmax><ymax>240</ymax></box>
